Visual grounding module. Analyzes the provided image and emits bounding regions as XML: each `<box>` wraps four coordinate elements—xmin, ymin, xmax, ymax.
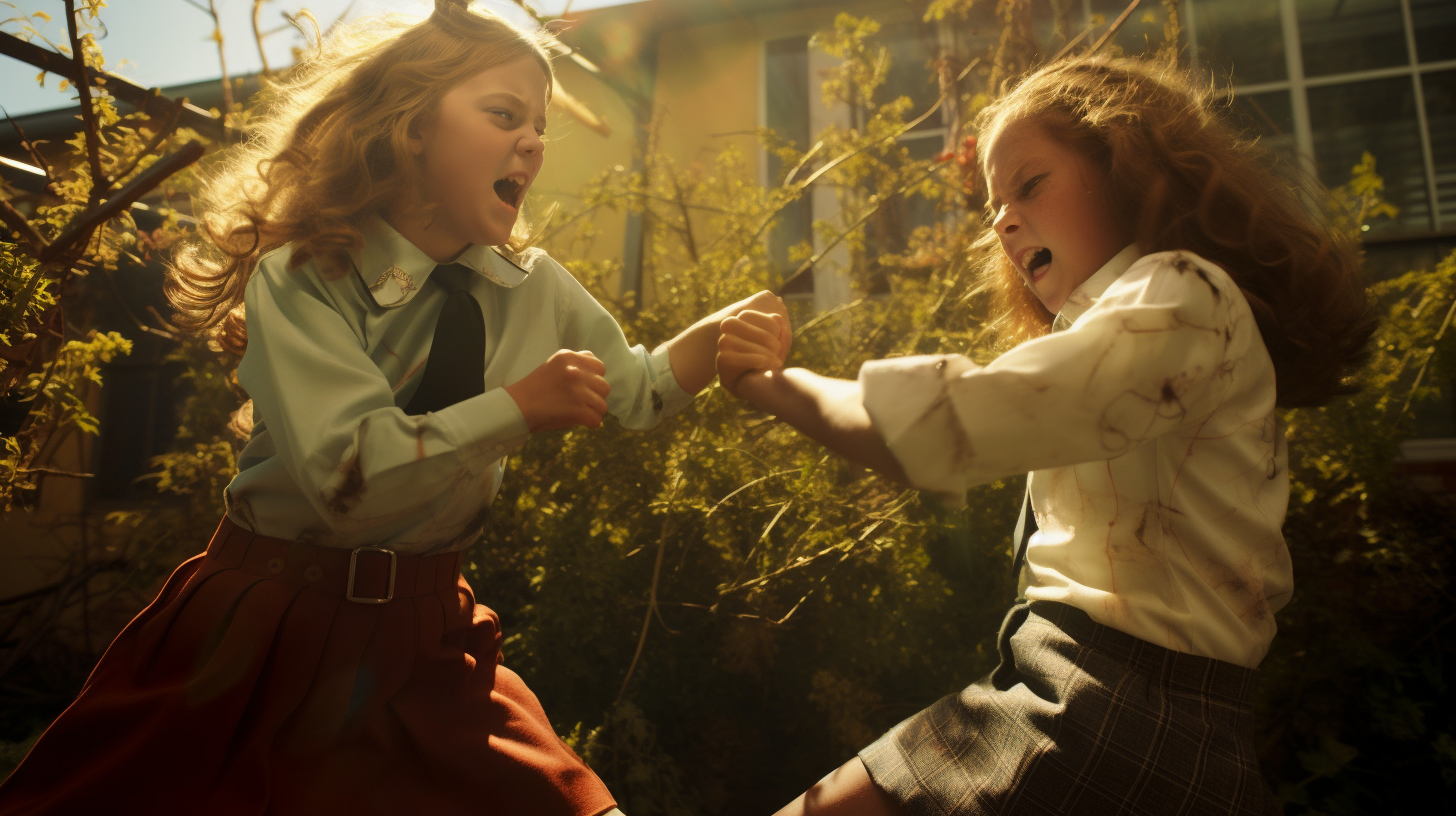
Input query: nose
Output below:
<box><xmin>993</xmin><ymin>204</ymin><xmax>1019</xmax><ymax>236</ymax></box>
<box><xmin>519</xmin><ymin>129</ymin><xmax>545</xmax><ymax>157</ymax></box>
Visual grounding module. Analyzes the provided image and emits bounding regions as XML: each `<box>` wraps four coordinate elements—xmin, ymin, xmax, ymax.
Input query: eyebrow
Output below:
<box><xmin>986</xmin><ymin>158</ymin><xmax>1036</xmax><ymax>211</ymax></box>
<box><xmin>478</xmin><ymin>91</ymin><xmax>549</xmax><ymax>127</ymax></box>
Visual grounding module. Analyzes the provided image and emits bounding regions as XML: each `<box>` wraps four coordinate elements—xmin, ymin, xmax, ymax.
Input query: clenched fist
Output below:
<box><xmin>717</xmin><ymin>309</ymin><xmax>792</xmax><ymax>398</ymax></box>
<box><xmin>505</xmin><ymin>349</ymin><xmax>611</xmax><ymax>431</ymax></box>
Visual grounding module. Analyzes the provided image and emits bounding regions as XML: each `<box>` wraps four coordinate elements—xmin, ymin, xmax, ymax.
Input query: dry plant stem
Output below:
<box><xmin>64</xmin><ymin>0</ymin><xmax>107</xmax><ymax>206</ymax></box>
<box><xmin>1400</xmin><ymin>291</ymin><xmax>1456</xmax><ymax>415</ymax></box>
<box><xmin>252</xmin><ymin>0</ymin><xmax>271</xmax><ymax>76</ymax></box>
<box><xmin>719</xmin><ymin>58</ymin><xmax>980</xmax><ymax>260</ymax></box>
<box><xmin>0</xmin><ymin>32</ymin><xmax>235</xmax><ymax>140</ymax></box>
<box><xmin>38</xmin><ymin>140</ymin><xmax>206</xmax><ymax>263</ymax></box>
<box><xmin>0</xmin><ymin>557</ymin><xmax>125</xmax><ymax>682</ymax></box>
<box><xmin>614</xmin><ymin>420</ymin><xmax>706</xmax><ymax>705</ymax></box>
<box><xmin>3</xmin><ymin>110</ymin><xmax>60</xmax><ymax>193</ymax></box>
<box><xmin>0</xmin><ymin>199</ymin><xmax>46</xmax><ymax>250</ymax></box>
<box><xmin>1086</xmin><ymin>0</ymin><xmax>1141</xmax><ymax>56</ymax></box>
<box><xmin>776</xmin><ymin>160</ymin><xmax>950</xmax><ymax>294</ymax></box>
<box><xmin>109</xmin><ymin>99</ymin><xmax>184</xmax><ymax>185</ymax></box>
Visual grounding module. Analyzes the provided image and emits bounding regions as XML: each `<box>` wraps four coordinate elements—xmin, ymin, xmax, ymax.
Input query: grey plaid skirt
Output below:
<box><xmin>859</xmin><ymin>601</ymin><xmax>1279</xmax><ymax>816</ymax></box>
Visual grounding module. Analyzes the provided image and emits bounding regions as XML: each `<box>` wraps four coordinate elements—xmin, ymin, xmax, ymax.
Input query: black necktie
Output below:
<box><xmin>404</xmin><ymin>264</ymin><xmax>486</xmax><ymax>415</ymax></box>
<box><xmin>1010</xmin><ymin>480</ymin><xmax>1038</xmax><ymax>581</ymax></box>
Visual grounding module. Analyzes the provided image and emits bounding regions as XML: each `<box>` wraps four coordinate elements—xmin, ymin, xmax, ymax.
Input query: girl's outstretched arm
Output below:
<box><xmin>733</xmin><ymin>368</ymin><xmax>908</xmax><ymax>484</ymax></box>
<box><xmin>657</xmin><ymin>290</ymin><xmax>790</xmax><ymax>395</ymax></box>
<box><xmin>720</xmin><ymin>310</ymin><xmax>903</xmax><ymax>481</ymax></box>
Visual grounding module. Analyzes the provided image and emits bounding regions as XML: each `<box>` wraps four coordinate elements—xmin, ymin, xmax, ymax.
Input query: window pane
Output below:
<box><xmin>1308</xmin><ymin>77</ymin><xmax>1433</xmax><ymax>233</ymax></box>
<box><xmin>1228</xmin><ymin>90</ymin><xmax>1299</xmax><ymax>170</ymax></box>
<box><xmin>1411</xmin><ymin>0</ymin><xmax>1456</xmax><ymax>64</ymax></box>
<box><xmin>1297</xmin><ymin>0</ymin><xmax>1408</xmax><ymax>78</ymax></box>
<box><xmin>1188</xmin><ymin>0</ymin><xmax>1287</xmax><ymax>87</ymax></box>
<box><xmin>765</xmin><ymin>36</ymin><xmax>813</xmax><ymax>275</ymax></box>
<box><xmin>875</xmin><ymin>22</ymin><xmax>943</xmax><ymax>133</ymax></box>
<box><xmin>1422</xmin><ymin>69</ymin><xmax>1456</xmax><ymax>230</ymax></box>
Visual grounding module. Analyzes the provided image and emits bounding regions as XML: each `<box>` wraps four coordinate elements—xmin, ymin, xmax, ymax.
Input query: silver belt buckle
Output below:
<box><xmin>346</xmin><ymin>546</ymin><xmax>396</xmax><ymax>604</ymax></box>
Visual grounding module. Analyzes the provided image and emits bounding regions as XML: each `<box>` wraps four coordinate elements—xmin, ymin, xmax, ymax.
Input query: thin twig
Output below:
<box><xmin>775</xmin><ymin>160</ymin><xmax>951</xmax><ymax>294</ymax></box>
<box><xmin>1086</xmin><ymin>0</ymin><xmax>1141</xmax><ymax>57</ymax></box>
<box><xmin>252</xmin><ymin>0</ymin><xmax>272</xmax><ymax>76</ymax></box>
<box><xmin>63</xmin><ymin>0</ymin><xmax>108</xmax><ymax>204</ymax></box>
<box><xmin>614</xmin><ymin>422</ymin><xmax>705</xmax><ymax>704</ymax></box>
<box><xmin>0</xmin><ymin>198</ymin><xmax>46</xmax><ymax>251</ymax></box>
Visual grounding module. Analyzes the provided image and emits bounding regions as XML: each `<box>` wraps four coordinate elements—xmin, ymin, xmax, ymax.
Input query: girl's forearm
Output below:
<box><xmin>657</xmin><ymin>302</ymin><xmax>738</xmax><ymax>396</ymax></box>
<box><xmin>737</xmin><ymin>368</ymin><xmax>908</xmax><ymax>483</ymax></box>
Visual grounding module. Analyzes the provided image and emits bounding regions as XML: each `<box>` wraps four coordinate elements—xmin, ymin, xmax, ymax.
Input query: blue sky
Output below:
<box><xmin>0</xmin><ymin>0</ymin><xmax>636</xmax><ymax>117</ymax></box>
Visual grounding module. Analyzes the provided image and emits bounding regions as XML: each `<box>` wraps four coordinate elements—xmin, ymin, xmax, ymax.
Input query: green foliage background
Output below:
<box><xmin>1</xmin><ymin>2</ymin><xmax>1454</xmax><ymax>814</ymax></box>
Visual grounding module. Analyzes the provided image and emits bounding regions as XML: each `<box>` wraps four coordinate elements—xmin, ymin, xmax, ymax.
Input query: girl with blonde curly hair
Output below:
<box><xmin>0</xmin><ymin>2</ymin><xmax>786</xmax><ymax>814</ymax></box>
<box><xmin>718</xmin><ymin>55</ymin><xmax>1375</xmax><ymax>815</ymax></box>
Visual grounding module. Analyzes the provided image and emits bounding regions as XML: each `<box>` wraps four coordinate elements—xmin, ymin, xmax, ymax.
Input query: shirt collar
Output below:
<box><xmin>1051</xmin><ymin>243</ymin><xmax>1142</xmax><ymax>332</ymax></box>
<box><xmin>352</xmin><ymin>212</ymin><xmax>531</xmax><ymax>308</ymax></box>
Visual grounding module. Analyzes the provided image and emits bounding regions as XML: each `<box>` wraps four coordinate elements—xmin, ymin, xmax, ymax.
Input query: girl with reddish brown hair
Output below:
<box><xmin>0</xmin><ymin>2</ymin><xmax>785</xmax><ymax>814</ymax></box>
<box><xmin>717</xmin><ymin>55</ymin><xmax>1375</xmax><ymax>816</ymax></box>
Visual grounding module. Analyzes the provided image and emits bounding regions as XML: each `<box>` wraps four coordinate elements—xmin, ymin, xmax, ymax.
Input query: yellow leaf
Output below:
<box><xmin>32</xmin><ymin>11</ymin><xmax>50</xmax><ymax>22</ymax></box>
<box><xmin>1141</xmin><ymin>11</ymin><xmax>1157</xmax><ymax>24</ymax></box>
<box><xmin>58</xmin><ymin>79</ymin><xmax>69</xmax><ymax>92</ymax></box>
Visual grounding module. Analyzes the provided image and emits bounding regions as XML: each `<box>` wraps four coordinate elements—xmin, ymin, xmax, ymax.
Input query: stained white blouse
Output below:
<box><xmin>224</xmin><ymin>214</ymin><xmax>694</xmax><ymax>555</ymax></box>
<box><xmin>859</xmin><ymin>246</ymin><xmax>1292</xmax><ymax>668</ymax></box>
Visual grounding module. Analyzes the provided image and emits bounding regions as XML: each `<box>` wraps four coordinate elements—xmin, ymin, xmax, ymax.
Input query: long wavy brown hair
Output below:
<box><xmin>166</xmin><ymin>0</ymin><xmax>555</xmax><ymax>352</ymax></box>
<box><xmin>970</xmin><ymin>56</ymin><xmax>1376</xmax><ymax>408</ymax></box>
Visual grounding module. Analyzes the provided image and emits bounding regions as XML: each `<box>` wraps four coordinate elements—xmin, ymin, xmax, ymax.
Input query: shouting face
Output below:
<box><xmin>401</xmin><ymin>56</ymin><xmax>549</xmax><ymax>256</ymax></box>
<box><xmin>982</xmin><ymin>118</ymin><xmax>1131</xmax><ymax>315</ymax></box>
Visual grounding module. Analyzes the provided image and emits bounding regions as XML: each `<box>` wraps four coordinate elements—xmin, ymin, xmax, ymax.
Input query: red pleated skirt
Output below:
<box><xmin>0</xmin><ymin>516</ymin><xmax>617</xmax><ymax>816</ymax></box>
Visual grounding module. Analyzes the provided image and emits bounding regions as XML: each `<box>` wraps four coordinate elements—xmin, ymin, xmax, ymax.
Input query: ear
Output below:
<box><xmin>405</xmin><ymin>115</ymin><xmax>433</xmax><ymax>157</ymax></box>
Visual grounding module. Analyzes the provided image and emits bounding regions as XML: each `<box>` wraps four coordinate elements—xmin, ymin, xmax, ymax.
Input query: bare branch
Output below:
<box><xmin>1086</xmin><ymin>0</ymin><xmax>1142</xmax><ymax>57</ymax></box>
<box><xmin>252</xmin><ymin>0</ymin><xmax>272</xmax><ymax>76</ymax></box>
<box><xmin>39</xmin><ymin>140</ymin><xmax>206</xmax><ymax>263</ymax></box>
<box><xmin>0</xmin><ymin>32</ymin><xmax>236</xmax><ymax>140</ymax></box>
<box><xmin>0</xmin><ymin>198</ymin><xmax>47</xmax><ymax>251</ymax></box>
<box><xmin>63</xmin><ymin>0</ymin><xmax>108</xmax><ymax>203</ymax></box>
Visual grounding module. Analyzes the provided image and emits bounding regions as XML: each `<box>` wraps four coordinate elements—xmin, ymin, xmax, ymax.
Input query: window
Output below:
<box><xmin>762</xmin><ymin>20</ymin><xmax>953</xmax><ymax>298</ymax></box>
<box><xmin>1188</xmin><ymin>0</ymin><xmax>1456</xmax><ymax>236</ymax></box>
<box><xmin>764</xmin><ymin>35</ymin><xmax>813</xmax><ymax>286</ymax></box>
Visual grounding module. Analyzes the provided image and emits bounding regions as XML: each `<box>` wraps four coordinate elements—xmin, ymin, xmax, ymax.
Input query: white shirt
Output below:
<box><xmin>224</xmin><ymin>215</ymin><xmax>695</xmax><ymax>555</ymax></box>
<box><xmin>859</xmin><ymin>246</ymin><xmax>1291</xmax><ymax>668</ymax></box>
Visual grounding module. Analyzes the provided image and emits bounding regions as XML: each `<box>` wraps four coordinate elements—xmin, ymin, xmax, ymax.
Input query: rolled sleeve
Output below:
<box><xmin>860</xmin><ymin>354</ymin><xmax>981</xmax><ymax>494</ymax></box>
<box><xmin>858</xmin><ymin>253</ymin><xmax>1239</xmax><ymax>494</ymax></box>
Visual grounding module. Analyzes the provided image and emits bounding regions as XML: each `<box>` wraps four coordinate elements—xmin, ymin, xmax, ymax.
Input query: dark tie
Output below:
<box><xmin>1010</xmin><ymin>482</ymin><xmax>1038</xmax><ymax>581</ymax></box>
<box><xmin>404</xmin><ymin>264</ymin><xmax>486</xmax><ymax>415</ymax></box>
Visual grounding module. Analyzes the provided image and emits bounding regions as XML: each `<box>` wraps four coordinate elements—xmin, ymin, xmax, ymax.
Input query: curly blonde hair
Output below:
<box><xmin>971</xmin><ymin>56</ymin><xmax>1376</xmax><ymax>408</ymax></box>
<box><xmin>166</xmin><ymin>0</ymin><xmax>555</xmax><ymax>352</ymax></box>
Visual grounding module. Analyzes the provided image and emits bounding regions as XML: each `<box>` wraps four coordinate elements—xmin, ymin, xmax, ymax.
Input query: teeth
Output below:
<box><xmin>1027</xmin><ymin>247</ymin><xmax>1052</xmax><ymax>273</ymax></box>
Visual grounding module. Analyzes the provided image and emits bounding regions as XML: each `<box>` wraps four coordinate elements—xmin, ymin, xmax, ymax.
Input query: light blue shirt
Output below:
<box><xmin>224</xmin><ymin>215</ymin><xmax>695</xmax><ymax>555</ymax></box>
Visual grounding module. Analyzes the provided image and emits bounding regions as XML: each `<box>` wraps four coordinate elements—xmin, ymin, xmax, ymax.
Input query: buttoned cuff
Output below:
<box><xmin>431</xmin><ymin>387</ymin><xmax>531</xmax><ymax>474</ymax></box>
<box><xmin>650</xmin><ymin>344</ymin><xmax>697</xmax><ymax>419</ymax></box>
<box><xmin>859</xmin><ymin>354</ymin><xmax>979</xmax><ymax>504</ymax></box>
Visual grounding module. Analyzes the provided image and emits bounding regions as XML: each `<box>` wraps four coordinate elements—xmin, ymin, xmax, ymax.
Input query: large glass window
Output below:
<box><xmin>1411</xmin><ymin>0</ymin><xmax>1456</xmax><ymax>63</ymax></box>
<box><xmin>1188</xmin><ymin>0</ymin><xmax>1287</xmax><ymax>86</ymax></box>
<box><xmin>1308</xmin><ymin>77</ymin><xmax>1431</xmax><ymax>233</ymax></box>
<box><xmin>1296</xmin><ymin>0</ymin><xmax>1409</xmax><ymax>78</ymax></box>
<box><xmin>764</xmin><ymin>35</ymin><xmax>813</xmax><ymax>278</ymax></box>
<box><xmin>1422</xmin><ymin>69</ymin><xmax>1456</xmax><ymax>228</ymax></box>
<box><xmin>1228</xmin><ymin>89</ymin><xmax>1298</xmax><ymax>170</ymax></box>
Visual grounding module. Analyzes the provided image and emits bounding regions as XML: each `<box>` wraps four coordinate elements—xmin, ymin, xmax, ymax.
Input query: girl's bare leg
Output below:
<box><xmin>771</xmin><ymin>757</ymin><xmax>902</xmax><ymax>816</ymax></box>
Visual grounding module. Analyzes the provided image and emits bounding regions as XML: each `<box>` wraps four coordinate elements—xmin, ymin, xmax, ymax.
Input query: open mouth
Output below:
<box><xmin>493</xmin><ymin>174</ymin><xmax>526</xmax><ymax>210</ymax></box>
<box><xmin>1025</xmin><ymin>247</ymin><xmax>1052</xmax><ymax>277</ymax></box>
